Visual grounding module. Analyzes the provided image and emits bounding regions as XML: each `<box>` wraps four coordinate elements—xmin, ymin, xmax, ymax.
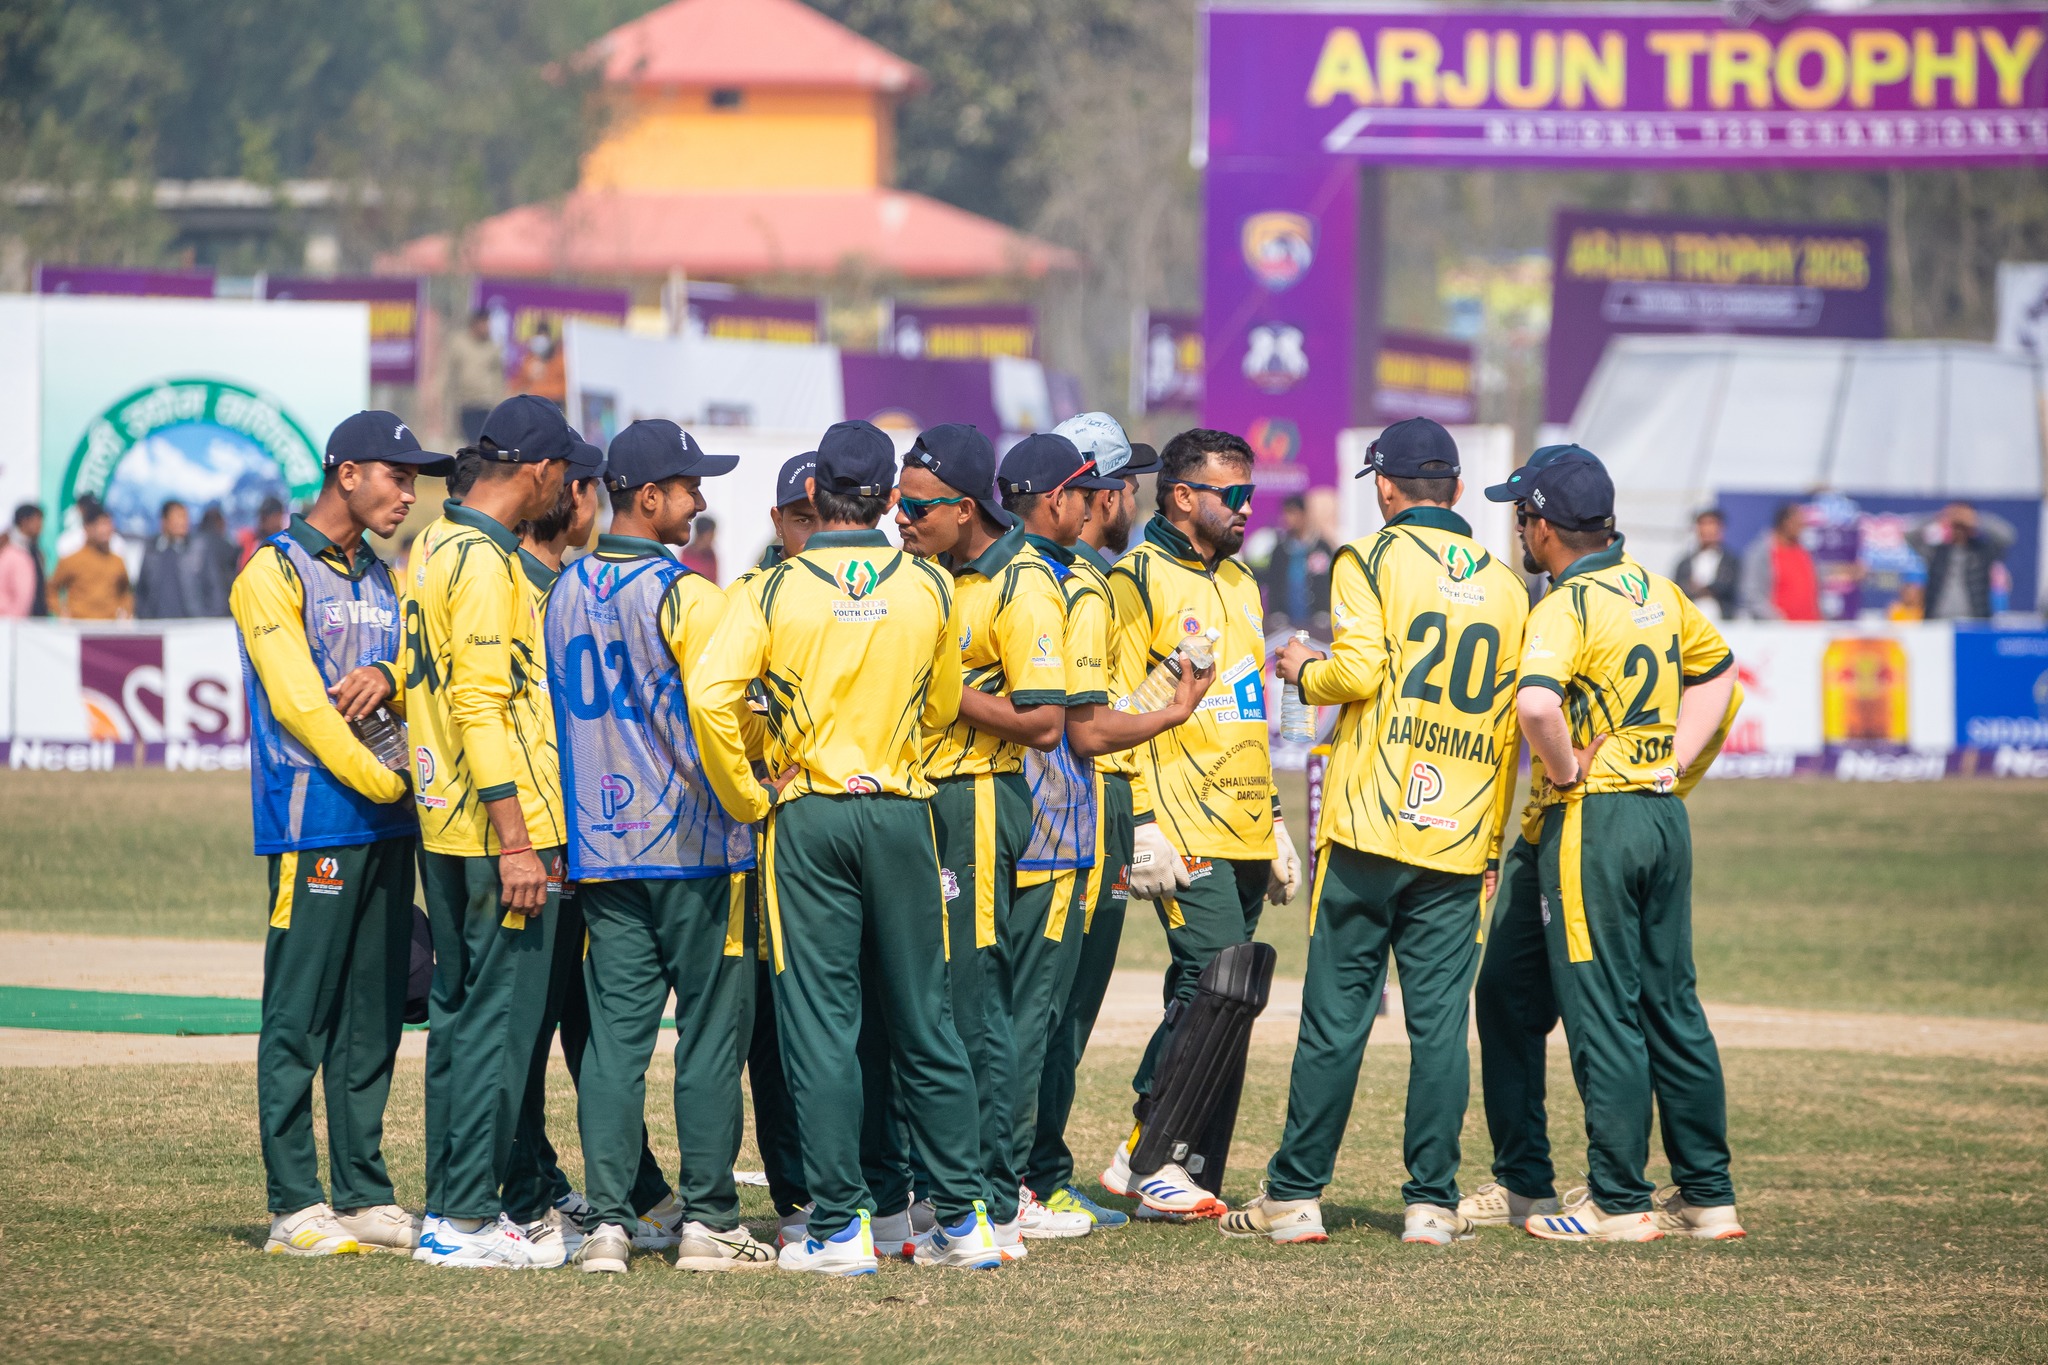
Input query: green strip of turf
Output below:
<box><xmin>0</xmin><ymin>986</ymin><xmax>263</xmax><ymax>1036</ymax></box>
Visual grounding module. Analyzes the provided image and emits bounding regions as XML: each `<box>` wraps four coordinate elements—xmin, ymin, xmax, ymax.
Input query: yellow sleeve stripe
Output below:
<box><xmin>270</xmin><ymin>852</ymin><xmax>298</xmax><ymax>929</ymax></box>
<box><xmin>974</xmin><ymin>774</ymin><xmax>997</xmax><ymax>950</ymax></box>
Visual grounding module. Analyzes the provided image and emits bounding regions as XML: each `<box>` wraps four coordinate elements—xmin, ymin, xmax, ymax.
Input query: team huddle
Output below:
<box><xmin>234</xmin><ymin>395</ymin><xmax>1746</xmax><ymax>1277</ymax></box>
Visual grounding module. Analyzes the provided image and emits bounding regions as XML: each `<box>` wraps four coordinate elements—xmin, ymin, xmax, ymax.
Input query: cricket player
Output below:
<box><xmin>1101</xmin><ymin>428</ymin><xmax>1301</xmax><ymax>1219</ymax></box>
<box><xmin>1222</xmin><ymin>418</ymin><xmax>1526</xmax><ymax>1247</ymax></box>
<box><xmin>726</xmin><ymin>452</ymin><xmax>819</xmax><ymax>1249</ymax></box>
<box><xmin>1490</xmin><ymin>447</ymin><xmax>1744</xmax><ymax>1243</ymax></box>
<box><xmin>545</xmin><ymin>419</ymin><xmax>770</xmax><ymax>1273</ymax></box>
<box><xmin>234</xmin><ymin>410</ymin><xmax>448</xmax><ymax>1257</ymax></box>
<box><xmin>692</xmin><ymin>419</ymin><xmax>1003</xmax><ymax>1276</ymax></box>
<box><xmin>403</xmin><ymin>394</ymin><xmax>575</xmax><ymax>1269</ymax></box>
<box><xmin>893</xmin><ymin>422</ymin><xmax>1070</xmax><ymax>1260</ymax></box>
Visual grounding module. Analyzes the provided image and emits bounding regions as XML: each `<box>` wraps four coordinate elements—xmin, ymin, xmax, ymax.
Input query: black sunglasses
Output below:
<box><xmin>1169</xmin><ymin>479</ymin><xmax>1256</xmax><ymax>511</ymax></box>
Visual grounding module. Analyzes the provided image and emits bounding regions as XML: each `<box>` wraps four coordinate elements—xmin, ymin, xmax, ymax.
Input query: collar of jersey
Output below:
<box><xmin>1142</xmin><ymin>513</ymin><xmax>1220</xmax><ymax>572</ymax></box>
<box><xmin>952</xmin><ymin>522</ymin><xmax>1027</xmax><ymax>579</ymax></box>
<box><xmin>595</xmin><ymin>533</ymin><xmax>676</xmax><ymax>563</ymax></box>
<box><xmin>517</xmin><ymin>548</ymin><xmax>559</xmax><ymax>592</ymax></box>
<box><xmin>1023</xmin><ymin>532</ymin><xmax>1074</xmax><ymax>567</ymax></box>
<box><xmin>1385</xmin><ymin>505</ymin><xmax>1472</xmax><ymax>538</ymax></box>
<box><xmin>1068</xmin><ymin>540</ymin><xmax>1113</xmax><ymax>574</ymax></box>
<box><xmin>806</xmin><ymin>529</ymin><xmax>889</xmax><ymax>550</ymax></box>
<box><xmin>443</xmin><ymin>499</ymin><xmax>521</xmax><ymax>556</ymax></box>
<box><xmin>1552</xmin><ymin>532</ymin><xmax>1629</xmax><ymax>586</ymax></box>
<box><xmin>286</xmin><ymin>513</ymin><xmax>378</xmax><ymax>581</ymax></box>
<box><xmin>757</xmin><ymin>543</ymin><xmax>785</xmax><ymax>571</ymax></box>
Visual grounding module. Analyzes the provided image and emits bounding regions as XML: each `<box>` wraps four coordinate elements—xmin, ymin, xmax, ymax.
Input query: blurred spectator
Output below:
<box><xmin>12</xmin><ymin>503</ymin><xmax>47</xmax><ymax>615</ymax></box>
<box><xmin>0</xmin><ymin>518</ymin><xmax>35</xmax><ymax>617</ymax></box>
<box><xmin>238</xmin><ymin>496</ymin><xmax>289</xmax><ymax>569</ymax></box>
<box><xmin>1739</xmin><ymin>502</ymin><xmax>1821</xmax><ymax>621</ymax></box>
<box><xmin>135</xmin><ymin>500</ymin><xmax>225</xmax><ymax>619</ymax></box>
<box><xmin>445</xmin><ymin>308</ymin><xmax>506</xmax><ymax>442</ymax></box>
<box><xmin>680</xmin><ymin>514</ymin><xmax>719</xmax><ymax>581</ymax></box>
<box><xmin>47</xmin><ymin>508</ymin><xmax>131</xmax><ymax>619</ymax></box>
<box><xmin>1888</xmin><ymin>580</ymin><xmax>1926</xmax><ymax>621</ymax></box>
<box><xmin>518</xmin><ymin>323</ymin><xmax>567</xmax><ymax>403</ymax></box>
<box><xmin>1909</xmin><ymin>501</ymin><xmax>2015</xmax><ymax>621</ymax></box>
<box><xmin>1255</xmin><ymin>494</ymin><xmax>1334</xmax><ymax>636</ymax></box>
<box><xmin>197</xmin><ymin>505</ymin><xmax>238</xmax><ymax>612</ymax></box>
<box><xmin>1671</xmin><ymin>508</ymin><xmax>1739</xmax><ymax>620</ymax></box>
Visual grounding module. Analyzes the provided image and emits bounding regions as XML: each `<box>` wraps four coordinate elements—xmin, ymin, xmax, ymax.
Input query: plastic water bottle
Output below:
<box><xmin>1279</xmin><ymin>630</ymin><xmax>1317</xmax><ymax>742</ymax></box>
<box><xmin>1129</xmin><ymin>627</ymin><xmax>1220</xmax><ymax>713</ymax></box>
<box><xmin>349</xmin><ymin>707</ymin><xmax>409</xmax><ymax>772</ymax></box>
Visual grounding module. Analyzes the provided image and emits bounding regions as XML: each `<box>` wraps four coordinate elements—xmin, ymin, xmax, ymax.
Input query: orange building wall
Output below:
<box><xmin>581</xmin><ymin>86</ymin><xmax>894</xmax><ymax>192</ymax></box>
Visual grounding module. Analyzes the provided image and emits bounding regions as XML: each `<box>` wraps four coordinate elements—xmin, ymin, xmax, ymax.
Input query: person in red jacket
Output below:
<box><xmin>1738</xmin><ymin>502</ymin><xmax>1821</xmax><ymax>621</ymax></box>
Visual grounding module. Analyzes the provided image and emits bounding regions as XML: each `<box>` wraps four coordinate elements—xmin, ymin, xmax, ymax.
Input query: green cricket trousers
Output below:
<box><xmin>766</xmin><ymin>792</ymin><xmax>988</xmax><ymax>1242</ymax></box>
<box><xmin>1537</xmin><ymin>793</ymin><xmax>1734</xmax><ymax>1213</ymax></box>
<box><xmin>1133</xmin><ymin>851</ymin><xmax>1268</xmax><ymax>1098</ymax></box>
<box><xmin>258</xmin><ymin>836</ymin><xmax>414</xmax><ymax>1216</ymax></box>
<box><xmin>419</xmin><ymin>848</ymin><xmax>561</xmax><ymax>1223</ymax></box>
<box><xmin>1265</xmin><ymin>842</ymin><xmax>1483</xmax><ymax>1207</ymax></box>
<box><xmin>1474</xmin><ymin>831</ymin><xmax>1561</xmax><ymax>1201</ymax></box>
<box><xmin>576</xmin><ymin>872</ymin><xmax>752</xmax><ymax>1233</ymax></box>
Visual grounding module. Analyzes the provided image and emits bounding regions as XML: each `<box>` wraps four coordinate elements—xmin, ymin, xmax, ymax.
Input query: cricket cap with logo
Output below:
<box><xmin>478</xmin><ymin>394</ymin><xmax>577</xmax><ymax>464</ymax></box>
<box><xmin>1483</xmin><ymin>442</ymin><xmax>1586</xmax><ymax>503</ymax></box>
<box><xmin>603</xmin><ymin>419</ymin><xmax>738</xmax><ymax>491</ymax></box>
<box><xmin>1356</xmin><ymin>416</ymin><xmax>1459</xmax><ymax>480</ymax></box>
<box><xmin>776</xmin><ymin>452</ymin><xmax>819</xmax><ymax>508</ymax></box>
<box><xmin>1489</xmin><ymin>445</ymin><xmax>1615</xmax><ymax>532</ymax></box>
<box><xmin>998</xmin><ymin>432</ymin><xmax>1102</xmax><ymax>497</ymax></box>
<box><xmin>565</xmin><ymin>426</ymin><xmax>606</xmax><ymax>481</ymax></box>
<box><xmin>1053</xmin><ymin>410</ymin><xmax>1158</xmax><ymax>483</ymax></box>
<box><xmin>814</xmin><ymin>419</ymin><xmax>896</xmax><ymax>496</ymax></box>
<box><xmin>905</xmin><ymin>422</ymin><xmax>1014</xmax><ymax>528</ymax></box>
<box><xmin>324</xmin><ymin>410</ymin><xmax>454</xmax><ymax>475</ymax></box>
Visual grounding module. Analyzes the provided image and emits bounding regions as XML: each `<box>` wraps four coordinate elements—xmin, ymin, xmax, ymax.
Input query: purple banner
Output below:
<box><xmin>888</xmin><ymin>303</ymin><xmax>1037</xmax><ymax>360</ymax></box>
<box><xmin>1136</xmin><ymin>309</ymin><xmax>1205</xmax><ymax>412</ymax></box>
<box><xmin>1201</xmin><ymin>161</ymin><xmax>1359</xmax><ymax>509</ymax></box>
<box><xmin>1547</xmin><ymin>209</ymin><xmax>1887</xmax><ymax>421</ymax></box>
<box><xmin>1369</xmin><ymin>330</ymin><xmax>1475</xmax><ymax>425</ymax></box>
<box><xmin>840</xmin><ymin>354</ymin><xmax>1001</xmax><ymax>436</ymax></box>
<box><xmin>35</xmin><ymin>264</ymin><xmax>215</xmax><ymax>298</ymax></box>
<box><xmin>1202</xmin><ymin>5</ymin><xmax>2048</xmax><ymax>171</ymax></box>
<box><xmin>687</xmin><ymin>291</ymin><xmax>823</xmax><ymax>345</ymax></box>
<box><xmin>473</xmin><ymin>278</ymin><xmax>631</xmax><ymax>381</ymax></box>
<box><xmin>266</xmin><ymin>276</ymin><xmax>425</xmax><ymax>385</ymax></box>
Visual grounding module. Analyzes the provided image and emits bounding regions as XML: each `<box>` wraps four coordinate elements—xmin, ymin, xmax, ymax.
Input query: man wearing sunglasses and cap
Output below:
<box><xmin>692</xmin><ymin>419</ymin><xmax>1003</xmax><ymax>1275</ymax></box>
<box><xmin>234</xmin><ymin>411</ymin><xmax>449</xmax><ymax>1259</ymax></box>
<box><xmin>1222</xmin><ymin>417</ymin><xmax>1526</xmax><ymax>1248</ymax></box>
<box><xmin>1475</xmin><ymin>446</ymin><xmax>1746</xmax><ymax>1245</ymax></box>
<box><xmin>1100</xmin><ymin>428</ymin><xmax>1300</xmax><ymax>1220</ymax></box>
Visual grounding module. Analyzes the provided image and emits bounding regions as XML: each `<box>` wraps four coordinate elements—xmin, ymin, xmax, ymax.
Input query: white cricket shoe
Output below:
<box><xmin>412</xmin><ymin>1214</ymin><xmax>544</xmax><ymax>1268</ymax></box>
<box><xmin>1100</xmin><ymin>1143</ymin><xmax>1137</xmax><ymax>1198</ymax></box>
<box><xmin>265</xmin><ymin>1203</ymin><xmax>360</xmax><ymax>1257</ymax></box>
<box><xmin>1016</xmin><ymin>1188</ymin><xmax>1092</xmax><ymax>1240</ymax></box>
<box><xmin>869</xmin><ymin>1205</ymin><xmax>917</xmax><ymax>1261</ymax></box>
<box><xmin>910</xmin><ymin>1201</ymin><xmax>1005</xmax><ymax>1270</ymax></box>
<box><xmin>674</xmin><ymin>1220</ymin><xmax>777</xmax><ymax>1271</ymax></box>
<box><xmin>1524</xmin><ymin>1189</ymin><xmax>1663</xmax><ymax>1243</ymax></box>
<box><xmin>551</xmin><ymin>1189</ymin><xmax>593</xmax><ymax>1232</ymax></box>
<box><xmin>990</xmin><ymin>1217</ymin><xmax>1030</xmax><ymax>1262</ymax></box>
<box><xmin>780</xmin><ymin>1210</ymin><xmax>881</xmax><ymax>1277</ymax></box>
<box><xmin>573</xmin><ymin>1222</ymin><xmax>632</xmax><ymax>1274</ymax></box>
<box><xmin>1403</xmin><ymin>1203</ymin><xmax>1474</xmax><ymax>1246</ymax></box>
<box><xmin>1654</xmin><ymin>1187</ymin><xmax>1747</xmax><ymax>1241</ymax></box>
<box><xmin>633</xmin><ymin>1194</ymin><xmax>685</xmax><ymax>1251</ymax></box>
<box><xmin>333</xmin><ymin>1203</ymin><xmax>419</xmax><ymax>1253</ymax></box>
<box><xmin>516</xmin><ymin>1208</ymin><xmax>576</xmax><ymax>1267</ymax></box>
<box><xmin>1132</xmin><ymin>1162</ymin><xmax>1226</xmax><ymax>1219</ymax></box>
<box><xmin>1218</xmin><ymin>1187</ymin><xmax>1326</xmax><ymax>1244</ymax></box>
<box><xmin>1457</xmin><ymin>1181</ymin><xmax>1560</xmax><ymax>1229</ymax></box>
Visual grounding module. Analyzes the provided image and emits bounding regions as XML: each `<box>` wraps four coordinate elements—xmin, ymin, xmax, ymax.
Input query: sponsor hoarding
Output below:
<box><xmin>887</xmin><ymin>304</ymin><xmax>1037</xmax><ymax>361</ymax></box>
<box><xmin>1134</xmin><ymin>309</ymin><xmax>1205</xmax><ymax>412</ymax></box>
<box><xmin>35</xmin><ymin>265</ymin><xmax>216</xmax><ymax>297</ymax></box>
<box><xmin>1953</xmin><ymin>625</ymin><xmax>2048</xmax><ymax>747</ymax></box>
<box><xmin>1369</xmin><ymin>330</ymin><xmax>1476</xmax><ymax>424</ymax></box>
<box><xmin>265</xmin><ymin>276</ymin><xmax>425</xmax><ymax>385</ymax></box>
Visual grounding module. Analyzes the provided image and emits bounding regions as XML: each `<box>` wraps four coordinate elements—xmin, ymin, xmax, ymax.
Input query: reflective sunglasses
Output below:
<box><xmin>1169</xmin><ymin>479</ymin><xmax>1256</xmax><ymax>511</ymax></box>
<box><xmin>900</xmin><ymin>493</ymin><xmax>967</xmax><ymax>522</ymax></box>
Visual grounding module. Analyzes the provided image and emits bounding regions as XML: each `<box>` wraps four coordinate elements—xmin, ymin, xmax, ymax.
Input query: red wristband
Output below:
<box><xmin>498</xmin><ymin>844</ymin><xmax>533</xmax><ymax>857</ymax></box>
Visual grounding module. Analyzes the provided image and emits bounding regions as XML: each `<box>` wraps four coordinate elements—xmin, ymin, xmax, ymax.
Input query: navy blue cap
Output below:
<box><xmin>566</xmin><ymin>427</ymin><xmax>605</xmax><ymax>481</ymax></box>
<box><xmin>815</xmin><ymin>420</ymin><xmax>896</xmax><ymax>497</ymax></box>
<box><xmin>1357</xmin><ymin>416</ymin><xmax>1460</xmax><ymax>481</ymax></box>
<box><xmin>1053</xmin><ymin>411</ymin><xmax>1157</xmax><ymax>483</ymax></box>
<box><xmin>906</xmin><ymin>423</ymin><xmax>1014</xmax><ymax>529</ymax></box>
<box><xmin>998</xmin><ymin>432</ymin><xmax>1098</xmax><ymax>496</ymax></box>
<box><xmin>323</xmin><ymin>410</ymin><xmax>454</xmax><ymax>476</ymax></box>
<box><xmin>1507</xmin><ymin>447</ymin><xmax>1615</xmax><ymax>533</ymax></box>
<box><xmin>777</xmin><ymin>452</ymin><xmax>818</xmax><ymax>508</ymax></box>
<box><xmin>1484</xmin><ymin>443</ymin><xmax>1585</xmax><ymax>502</ymax></box>
<box><xmin>478</xmin><ymin>395</ymin><xmax>576</xmax><ymax>464</ymax></box>
<box><xmin>603</xmin><ymin>419</ymin><xmax>738</xmax><ymax>491</ymax></box>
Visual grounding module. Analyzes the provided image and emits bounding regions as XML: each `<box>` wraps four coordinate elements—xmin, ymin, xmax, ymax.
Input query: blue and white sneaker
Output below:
<box><xmin>911</xmin><ymin>1200</ymin><xmax>1005</xmax><ymax>1269</ymax></box>
<box><xmin>1044</xmin><ymin>1183</ymin><xmax>1129</xmax><ymax>1229</ymax></box>
<box><xmin>551</xmin><ymin>1189</ymin><xmax>593</xmax><ymax>1233</ymax></box>
<box><xmin>412</xmin><ymin>1213</ymin><xmax>541</xmax><ymax>1268</ymax></box>
<box><xmin>779</xmin><ymin>1209</ymin><xmax>881</xmax><ymax>1277</ymax></box>
<box><xmin>1133</xmin><ymin>1162</ymin><xmax>1226</xmax><ymax>1219</ymax></box>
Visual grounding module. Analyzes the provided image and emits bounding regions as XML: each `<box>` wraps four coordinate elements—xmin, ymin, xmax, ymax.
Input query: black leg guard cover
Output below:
<box><xmin>1128</xmin><ymin>941</ymin><xmax>1277</xmax><ymax>1189</ymax></box>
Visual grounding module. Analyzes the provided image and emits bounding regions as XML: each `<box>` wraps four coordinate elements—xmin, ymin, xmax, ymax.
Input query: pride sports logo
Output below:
<box><xmin>599</xmin><ymin>773</ymin><xmax>635</xmax><ymax>821</ymax></box>
<box><xmin>1400</xmin><ymin>760</ymin><xmax>1460</xmax><ymax>831</ymax></box>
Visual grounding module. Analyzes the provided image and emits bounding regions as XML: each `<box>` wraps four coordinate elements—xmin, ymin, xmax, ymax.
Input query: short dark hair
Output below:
<box><xmin>160</xmin><ymin>499</ymin><xmax>186</xmax><ymax>518</ymax></box>
<box><xmin>1000</xmin><ymin>487</ymin><xmax>1043</xmax><ymax>521</ymax></box>
<box><xmin>1774</xmin><ymin>501</ymin><xmax>1803</xmax><ymax>532</ymax></box>
<box><xmin>1283</xmin><ymin>494</ymin><xmax>1306</xmax><ymax>514</ymax></box>
<box><xmin>1160</xmin><ymin>428</ymin><xmax>1254</xmax><ymax>484</ymax></box>
<box><xmin>520</xmin><ymin>479</ymin><xmax>582</xmax><ymax>543</ymax></box>
<box><xmin>1695</xmin><ymin>508</ymin><xmax>1724</xmax><ymax>525</ymax></box>
<box><xmin>1385</xmin><ymin>473</ymin><xmax>1457</xmax><ymax>505</ymax></box>
<box><xmin>448</xmin><ymin>446</ymin><xmax>529</xmax><ymax>499</ymax></box>
<box><xmin>607</xmin><ymin>474</ymin><xmax>698</xmax><ymax>517</ymax></box>
<box><xmin>813</xmin><ymin>486</ymin><xmax>888</xmax><ymax>527</ymax></box>
<box><xmin>12</xmin><ymin>503</ymin><xmax>39</xmax><ymax>527</ymax></box>
<box><xmin>85</xmin><ymin>507</ymin><xmax>113</xmax><ymax>528</ymax></box>
<box><xmin>1553</xmin><ymin>525</ymin><xmax>1612</xmax><ymax>553</ymax></box>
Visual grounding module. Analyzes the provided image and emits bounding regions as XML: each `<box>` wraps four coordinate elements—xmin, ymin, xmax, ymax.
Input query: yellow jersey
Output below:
<box><xmin>1518</xmin><ymin>538</ymin><xmax>1733</xmax><ymax>807</ymax></box>
<box><xmin>400</xmin><ymin>502</ymin><xmax>566</xmax><ymax>856</ymax></box>
<box><xmin>1302</xmin><ymin>506</ymin><xmax>1527</xmax><ymax>875</ymax></box>
<box><xmin>514</xmin><ymin>547</ymin><xmax>561</xmax><ymax>784</ymax></box>
<box><xmin>922</xmin><ymin>524</ymin><xmax>1069</xmax><ymax>781</ymax></box>
<box><xmin>691</xmin><ymin>528</ymin><xmax>961</xmax><ymax>825</ymax></box>
<box><xmin>1108</xmin><ymin>516</ymin><xmax>1276</xmax><ymax>861</ymax></box>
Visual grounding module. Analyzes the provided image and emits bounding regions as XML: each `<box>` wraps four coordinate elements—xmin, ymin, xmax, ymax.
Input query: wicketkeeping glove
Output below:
<box><xmin>1267</xmin><ymin>817</ymin><xmax>1302</xmax><ymax>905</ymax></box>
<box><xmin>1129</xmin><ymin>821</ymin><xmax>1191</xmax><ymax>900</ymax></box>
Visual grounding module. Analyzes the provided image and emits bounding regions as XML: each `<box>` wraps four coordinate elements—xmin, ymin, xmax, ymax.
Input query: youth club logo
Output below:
<box><xmin>1437</xmin><ymin>543</ymin><xmax>1487</xmax><ymax>604</ymax></box>
<box><xmin>1400</xmin><ymin>760</ymin><xmax>1460</xmax><ymax>831</ymax></box>
<box><xmin>1619</xmin><ymin>568</ymin><xmax>1651</xmax><ymax>607</ymax></box>
<box><xmin>307</xmin><ymin>856</ymin><xmax>345</xmax><ymax>895</ymax></box>
<box><xmin>838</xmin><ymin>559</ymin><xmax>879</xmax><ymax>599</ymax></box>
<box><xmin>1443</xmin><ymin>544</ymin><xmax>1480</xmax><ymax>582</ymax></box>
<box><xmin>599</xmin><ymin>773</ymin><xmax>635</xmax><ymax>820</ymax></box>
<box><xmin>1241</xmin><ymin>212</ymin><xmax>1315</xmax><ymax>291</ymax></box>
